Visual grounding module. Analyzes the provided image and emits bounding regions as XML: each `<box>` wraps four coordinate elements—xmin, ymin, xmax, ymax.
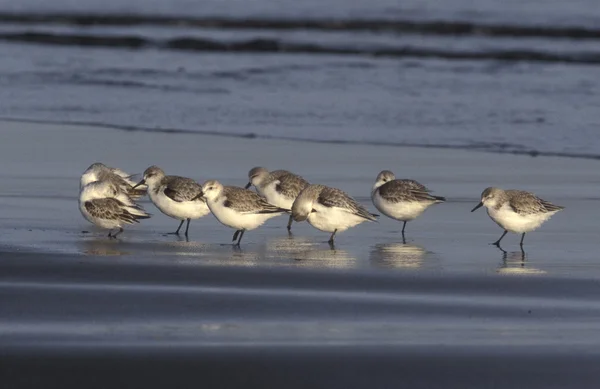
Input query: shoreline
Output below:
<box><xmin>0</xmin><ymin>118</ymin><xmax>596</xmax><ymax>277</ymax></box>
<box><xmin>3</xmin><ymin>116</ymin><xmax>599</xmax><ymax>161</ymax></box>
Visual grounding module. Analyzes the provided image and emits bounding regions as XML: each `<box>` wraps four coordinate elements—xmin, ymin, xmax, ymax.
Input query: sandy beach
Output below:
<box><xmin>2</xmin><ymin>119</ymin><xmax>600</xmax><ymax>388</ymax></box>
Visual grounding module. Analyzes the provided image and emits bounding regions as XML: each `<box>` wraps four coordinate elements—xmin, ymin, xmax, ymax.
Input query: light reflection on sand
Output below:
<box><xmin>369</xmin><ymin>242</ymin><xmax>431</xmax><ymax>269</ymax></box>
<box><xmin>79</xmin><ymin>238</ymin><xmax>131</xmax><ymax>256</ymax></box>
<box><xmin>496</xmin><ymin>249</ymin><xmax>546</xmax><ymax>275</ymax></box>
<box><xmin>267</xmin><ymin>236</ymin><xmax>357</xmax><ymax>269</ymax></box>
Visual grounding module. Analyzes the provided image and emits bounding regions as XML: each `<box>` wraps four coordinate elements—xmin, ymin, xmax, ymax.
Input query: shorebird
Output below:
<box><xmin>197</xmin><ymin>180</ymin><xmax>288</xmax><ymax>246</ymax></box>
<box><xmin>291</xmin><ymin>184</ymin><xmax>378</xmax><ymax>246</ymax></box>
<box><xmin>133</xmin><ymin>166</ymin><xmax>210</xmax><ymax>237</ymax></box>
<box><xmin>471</xmin><ymin>187</ymin><xmax>564</xmax><ymax>247</ymax></box>
<box><xmin>79</xmin><ymin>180</ymin><xmax>151</xmax><ymax>238</ymax></box>
<box><xmin>80</xmin><ymin>162</ymin><xmax>146</xmax><ymax>199</ymax></box>
<box><xmin>245</xmin><ymin>167</ymin><xmax>309</xmax><ymax>232</ymax></box>
<box><xmin>371</xmin><ymin>170</ymin><xmax>445</xmax><ymax>236</ymax></box>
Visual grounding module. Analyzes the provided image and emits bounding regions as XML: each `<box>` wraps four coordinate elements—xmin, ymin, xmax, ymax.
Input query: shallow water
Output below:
<box><xmin>0</xmin><ymin>0</ymin><xmax>598</xmax><ymax>158</ymax></box>
<box><xmin>1</xmin><ymin>117</ymin><xmax>600</xmax><ymax>387</ymax></box>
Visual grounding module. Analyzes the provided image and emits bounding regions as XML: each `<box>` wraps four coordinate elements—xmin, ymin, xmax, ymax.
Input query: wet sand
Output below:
<box><xmin>1</xmin><ymin>119</ymin><xmax>600</xmax><ymax>388</ymax></box>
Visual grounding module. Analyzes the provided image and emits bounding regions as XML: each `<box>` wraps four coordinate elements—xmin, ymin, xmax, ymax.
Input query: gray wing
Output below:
<box><xmin>508</xmin><ymin>190</ymin><xmax>564</xmax><ymax>215</ymax></box>
<box><xmin>270</xmin><ymin>170</ymin><xmax>292</xmax><ymax>179</ymax></box>
<box><xmin>318</xmin><ymin>187</ymin><xmax>377</xmax><ymax>221</ymax></box>
<box><xmin>84</xmin><ymin>198</ymin><xmax>144</xmax><ymax>224</ymax></box>
<box><xmin>163</xmin><ymin>176</ymin><xmax>203</xmax><ymax>202</ymax></box>
<box><xmin>223</xmin><ymin>186</ymin><xmax>287</xmax><ymax>213</ymax></box>
<box><xmin>99</xmin><ymin>170</ymin><xmax>131</xmax><ymax>189</ymax></box>
<box><xmin>377</xmin><ymin>180</ymin><xmax>444</xmax><ymax>203</ymax></box>
<box><xmin>100</xmin><ymin>170</ymin><xmax>146</xmax><ymax>198</ymax></box>
<box><xmin>275</xmin><ymin>173</ymin><xmax>310</xmax><ymax>199</ymax></box>
<box><xmin>402</xmin><ymin>179</ymin><xmax>429</xmax><ymax>192</ymax></box>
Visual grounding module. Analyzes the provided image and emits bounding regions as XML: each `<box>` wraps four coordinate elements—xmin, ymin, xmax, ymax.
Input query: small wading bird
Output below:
<box><xmin>134</xmin><ymin>166</ymin><xmax>210</xmax><ymax>237</ymax></box>
<box><xmin>196</xmin><ymin>180</ymin><xmax>288</xmax><ymax>246</ymax></box>
<box><xmin>79</xmin><ymin>180</ymin><xmax>151</xmax><ymax>238</ymax></box>
<box><xmin>292</xmin><ymin>184</ymin><xmax>378</xmax><ymax>247</ymax></box>
<box><xmin>80</xmin><ymin>162</ymin><xmax>147</xmax><ymax>199</ymax></box>
<box><xmin>245</xmin><ymin>167</ymin><xmax>309</xmax><ymax>233</ymax></box>
<box><xmin>471</xmin><ymin>187</ymin><xmax>564</xmax><ymax>247</ymax></box>
<box><xmin>371</xmin><ymin>170</ymin><xmax>445</xmax><ymax>237</ymax></box>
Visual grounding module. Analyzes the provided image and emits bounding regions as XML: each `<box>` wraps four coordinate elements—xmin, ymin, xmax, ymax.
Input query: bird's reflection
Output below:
<box><xmin>79</xmin><ymin>238</ymin><xmax>130</xmax><ymax>256</ymax></box>
<box><xmin>495</xmin><ymin>246</ymin><xmax>546</xmax><ymax>275</ymax></box>
<box><xmin>293</xmin><ymin>247</ymin><xmax>357</xmax><ymax>269</ymax></box>
<box><xmin>267</xmin><ymin>236</ymin><xmax>357</xmax><ymax>269</ymax></box>
<box><xmin>267</xmin><ymin>235</ymin><xmax>315</xmax><ymax>254</ymax></box>
<box><xmin>369</xmin><ymin>242</ymin><xmax>431</xmax><ymax>269</ymax></box>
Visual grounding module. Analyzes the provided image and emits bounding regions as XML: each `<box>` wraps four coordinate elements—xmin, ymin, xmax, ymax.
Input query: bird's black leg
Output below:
<box><xmin>111</xmin><ymin>228</ymin><xmax>124</xmax><ymax>239</ymax></box>
<box><xmin>287</xmin><ymin>215</ymin><xmax>293</xmax><ymax>234</ymax></box>
<box><xmin>402</xmin><ymin>221</ymin><xmax>407</xmax><ymax>234</ymax></box>
<box><xmin>235</xmin><ymin>230</ymin><xmax>246</xmax><ymax>246</ymax></box>
<box><xmin>328</xmin><ymin>229</ymin><xmax>337</xmax><ymax>245</ymax></box>
<box><xmin>519</xmin><ymin>233</ymin><xmax>526</xmax><ymax>247</ymax></box>
<box><xmin>184</xmin><ymin>218</ymin><xmax>191</xmax><ymax>237</ymax></box>
<box><xmin>232</xmin><ymin>230</ymin><xmax>240</xmax><ymax>242</ymax></box>
<box><xmin>107</xmin><ymin>230</ymin><xmax>113</xmax><ymax>238</ymax></box>
<box><xmin>170</xmin><ymin>220</ymin><xmax>185</xmax><ymax>235</ymax></box>
<box><xmin>492</xmin><ymin>230</ymin><xmax>508</xmax><ymax>246</ymax></box>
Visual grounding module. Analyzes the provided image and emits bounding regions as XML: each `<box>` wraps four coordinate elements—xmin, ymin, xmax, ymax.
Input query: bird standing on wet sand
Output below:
<box><xmin>371</xmin><ymin>170</ymin><xmax>445</xmax><ymax>237</ymax></box>
<box><xmin>471</xmin><ymin>187</ymin><xmax>564</xmax><ymax>247</ymax></box>
<box><xmin>133</xmin><ymin>166</ymin><xmax>210</xmax><ymax>237</ymax></box>
<box><xmin>245</xmin><ymin>167</ymin><xmax>310</xmax><ymax>233</ymax></box>
<box><xmin>196</xmin><ymin>180</ymin><xmax>288</xmax><ymax>246</ymax></box>
<box><xmin>79</xmin><ymin>180</ymin><xmax>151</xmax><ymax>238</ymax></box>
<box><xmin>292</xmin><ymin>184</ymin><xmax>378</xmax><ymax>246</ymax></box>
<box><xmin>80</xmin><ymin>162</ymin><xmax>147</xmax><ymax>199</ymax></box>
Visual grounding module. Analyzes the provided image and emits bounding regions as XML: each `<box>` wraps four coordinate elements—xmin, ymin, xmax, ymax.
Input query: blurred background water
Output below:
<box><xmin>0</xmin><ymin>0</ymin><xmax>598</xmax><ymax>157</ymax></box>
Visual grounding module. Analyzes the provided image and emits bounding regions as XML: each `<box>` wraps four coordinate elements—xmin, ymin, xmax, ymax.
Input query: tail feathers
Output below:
<box><xmin>367</xmin><ymin>213</ymin><xmax>379</xmax><ymax>222</ymax></box>
<box><xmin>433</xmin><ymin>195</ymin><xmax>446</xmax><ymax>203</ymax></box>
<box><xmin>128</xmin><ymin>206</ymin><xmax>151</xmax><ymax>218</ymax></box>
<box><xmin>543</xmin><ymin>202</ymin><xmax>564</xmax><ymax>212</ymax></box>
<box><xmin>256</xmin><ymin>207</ymin><xmax>289</xmax><ymax>214</ymax></box>
<box><xmin>123</xmin><ymin>206</ymin><xmax>151</xmax><ymax>220</ymax></box>
<box><xmin>128</xmin><ymin>188</ymin><xmax>147</xmax><ymax>198</ymax></box>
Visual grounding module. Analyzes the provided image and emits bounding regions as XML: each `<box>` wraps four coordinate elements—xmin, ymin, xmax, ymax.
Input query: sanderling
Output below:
<box><xmin>81</xmin><ymin>162</ymin><xmax>146</xmax><ymax>199</ymax></box>
<box><xmin>245</xmin><ymin>167</ymin><xmax>310</xmax><ymax>232</ymax></box>
<box><xmin>133</xmin><ymin>166</ymin><xmax>210</xmax><ymax>237</ymax></box>
<box><xmin>79</xmin><ymin>180</ymin><xmax>151</xmax><ymax>238</ymax></box>
<box><xmin>471</xmin><ymin>187</ymin><xmax>564</xmax><ymax>247</ymax></box>
<box><xmin>291</xmin><ymin>184</ymin><xmax>378</xmax><ymax>246</ymax></box>
<box><xmin>371</xmin><ymin>170</ymin><xmax>445</xmax><ymax>236</ymax></box>
<box><xmin>197</xmin><ymin>180</ymin><xmax>288</xmax><ymax>246</ymax></box>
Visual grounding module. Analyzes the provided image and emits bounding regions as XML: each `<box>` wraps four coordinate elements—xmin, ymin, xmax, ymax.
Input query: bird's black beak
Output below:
<box><xmin>244</xmin><ymin>182</ymin><xmax>252</xmax><ymax>189</ymax></box>
<box><xmin>132</xmin><ymin>179</ymin><xmax>145</xmax><ymax>189</ymax></box>
<box><xmin>471</xmin><ymin>202</ymin><xmax>483</xmax><ymax>212</ymax></box>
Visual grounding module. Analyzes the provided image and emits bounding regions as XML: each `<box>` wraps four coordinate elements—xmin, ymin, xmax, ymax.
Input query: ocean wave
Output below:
<box><xmin>1</xmin><ymin>31</ymin><xmax>599</xmax><ymax>65</ymax></box>
<box><xmin>2</xmin><ymin>117</ymin><xmax>600</xmax><ymax>160</ymax></box>
<box><xmin>0</xmin><ymin>12</ymin><xmax>599</xmax><ymax>40</ymax></box>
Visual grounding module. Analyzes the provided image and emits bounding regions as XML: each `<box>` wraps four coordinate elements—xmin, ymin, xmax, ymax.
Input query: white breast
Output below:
<box><xmin>207</xmin><ymin>199</ymin><xmax>283</xmax><ymax>231</ymax></box>
<box><xmin>487</xmin><ymin>203</ymin><xmax>558</xmax><ymax>233</ymax></box>
<box><xmin>149</xmin><ymin>187</ymin><xmax>210</xmax><ymax>220</ymax></box>
<box><xmin>307</xmin><ymin>203</ymin><xmax>370</xmax><ymax>233</ymax></box>
<box><xmin>258</xmin><ymin>181</ymin><xmax>294</xmax><ymax>210</ymax></box>
<box><xmin>372</xmin><ymin>190</ymin><xmax>432</xmax><ymax>222</ymax></box>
